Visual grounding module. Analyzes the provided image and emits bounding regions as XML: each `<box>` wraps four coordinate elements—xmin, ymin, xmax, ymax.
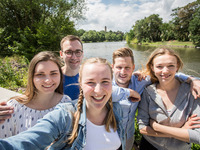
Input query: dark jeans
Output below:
<box><xmin>139</xmin><ymin>136</ymin><xmax>157</xmax><ymax>150</ymax></box>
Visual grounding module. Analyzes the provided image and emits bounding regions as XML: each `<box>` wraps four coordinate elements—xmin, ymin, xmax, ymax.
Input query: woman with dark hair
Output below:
<box><xmin>0</xmin><ymin>51</ymin><xmax>71</xmax><ymax>138</ymax></box>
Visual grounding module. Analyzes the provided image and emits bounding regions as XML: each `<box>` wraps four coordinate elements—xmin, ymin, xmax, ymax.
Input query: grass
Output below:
<box><xmin>141</xmin><ymin>40</ymin><xmax>195</xmax><ymax>48</ymax></box>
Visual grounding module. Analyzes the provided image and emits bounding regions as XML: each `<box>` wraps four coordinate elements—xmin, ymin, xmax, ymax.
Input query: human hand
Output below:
<box><xmin>0</xmin><ymin>101</ymin><xmax>14</xmax><ymax>124</ymax></box>
<box><xmin>133</xmin><ymin>70</ymin><xmax>146</xmax><ymax>81</ymax></box>
<box><xmin>129</xmin><ymin>89</ymin><xmax>141</xmax><ymax>102</ymax></box>
<box><xmin>182</xmin><ymin>114</ymin><xmax>200</xmax><ymax>129</ymax></box>
<box><xmin>190</xmin><ymin>78</ymin><xmax>200</xmax><ymax>99</ymax></box>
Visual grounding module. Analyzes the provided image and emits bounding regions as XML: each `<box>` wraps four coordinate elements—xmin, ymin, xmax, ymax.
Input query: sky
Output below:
<box><xmin>76</xmin><ymin>0</ymin><xmax>196</xmax><ymax>32</ymax></box>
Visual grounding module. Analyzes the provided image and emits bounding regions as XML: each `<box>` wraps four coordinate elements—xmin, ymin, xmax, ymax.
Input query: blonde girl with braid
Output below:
<box><xmin>0</xmin><ymin>57</ymin><xmax>126</xmax><ymax>150</ymax></box>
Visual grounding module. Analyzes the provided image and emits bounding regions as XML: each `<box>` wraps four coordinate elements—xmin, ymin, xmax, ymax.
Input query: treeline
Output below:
<box><xmin>0</xmin><ymin>0</ymin><xmax>86</xmax><ymax>60</ymax></box>
<box><xmin>75</xmin><ymin>29</ymin><xmax>125</xmax><ymax>42</ymax></box>
<box><xmin>126</xmin><ymin>0</ymin><xmax>200</xmax><ymax>47</ymax></box>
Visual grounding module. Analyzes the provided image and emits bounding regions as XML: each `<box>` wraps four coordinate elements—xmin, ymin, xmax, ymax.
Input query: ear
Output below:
<box><xmin>151</xmin><ymin>64</ymin><xmax>154</xmax><ymax>72</ymax></box>
<box><xmin>132</xmin><ymin>64</ymin><xmax>135</xmax><ymax>70</ymax></box>
<box><xmin>60</xmin><ymin>50</ymin><xmax>63</xmax><ymax>58</ymax></box>
<box><xmin>111</xmin><ymin>64</ymin><xmax>114</xmax><ymax>70</ymax></box>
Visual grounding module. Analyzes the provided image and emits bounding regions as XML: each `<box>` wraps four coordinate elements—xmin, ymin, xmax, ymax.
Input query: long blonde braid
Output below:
<box><xmin>105</xmin><ymin>97</ymin><xmax>117</xmax><ymax>132</ymax></box>
<box><xmin>67</xmin><ymin>88</ymin><xmax>84</xmax><ymax>144</ymax></box>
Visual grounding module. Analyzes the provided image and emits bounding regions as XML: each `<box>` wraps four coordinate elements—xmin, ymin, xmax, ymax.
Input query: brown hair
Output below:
<box><xmin>60</xmin><ymin>35</ymin><xmax>83</xmax><ymax>51</ymax></box>
<box><xmin>112</xmin><ymin>47</ymin><xmax>134</xmax><ymax>65</ymax></box>
<box><xmin>14</xmin><ymin>51</ymin><xmax>63</xmax><ymax>104</ymax></box>
<box><xmin>68</xmin><ymin>57</ymin><xmax>117</xmax><ymax>144</ymax></box>
<box><xmin>146</xmin><ymin>47</ymin><xmax>183</xmax><ymax>83</ymax></box>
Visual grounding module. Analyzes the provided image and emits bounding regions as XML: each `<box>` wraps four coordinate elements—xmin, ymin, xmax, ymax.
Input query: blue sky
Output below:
<box><xmin>76</xmin><ymin>0</ymin><xmax>196</xmax><ymax>32</ymax></box>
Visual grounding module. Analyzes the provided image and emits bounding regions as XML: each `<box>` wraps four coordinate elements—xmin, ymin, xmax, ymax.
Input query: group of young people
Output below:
<box><xmin>0</xmin><ymin>35</ymin><xmax>200</xmax><ymax>150</ymax></box>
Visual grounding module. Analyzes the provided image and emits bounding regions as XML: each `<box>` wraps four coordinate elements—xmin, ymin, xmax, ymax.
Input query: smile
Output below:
<box><xmin>92</xmin><ymin>95</ymin><xmax>105</xmax><ymax>101</ymax></box>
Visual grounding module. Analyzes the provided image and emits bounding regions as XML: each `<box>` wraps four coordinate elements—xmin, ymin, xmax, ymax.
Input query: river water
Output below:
<box><xmin>83</xmin><ymin>41</ymin><xmax>200</xmax><ymax>77</ymax></box>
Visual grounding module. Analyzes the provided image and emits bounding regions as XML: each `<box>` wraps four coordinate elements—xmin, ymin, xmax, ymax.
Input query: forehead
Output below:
<box><xmin>82</xmin><ymin>63</ymin><xmax>112</xmax><ymax>80</ymax></box>
<box><xmin>153</xmin><ymin>54</ymin><xmax>177</xmax><ymax>64</ymax></box>
<box><xmin>62</xmin><ymin>40</ymin><xmax>82</xmax><ymax>51</ymax></box>
<box><xmin>114</xmin><ymin>57</ymin><xmax>133</xmax><ymax>66</ymax></box>
<box><xmin>35</xmin><ymin>61</ymin><xmax>59</xmax><ymax>72</ymax></box>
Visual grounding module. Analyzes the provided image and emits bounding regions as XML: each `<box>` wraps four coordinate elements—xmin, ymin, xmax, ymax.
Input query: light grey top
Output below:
<box><xmin>137</xmin><ymin>81</ymin><xmax>200</xmax><ymax>150</ymax></box>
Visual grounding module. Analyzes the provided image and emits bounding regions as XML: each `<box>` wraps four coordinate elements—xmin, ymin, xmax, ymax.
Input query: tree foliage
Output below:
<box><xmin>126</xmin><ymin>0</ymin><xmax>200</xmax><ymax>47</ymax></box>
<box><xmin>79</xmin><ymin>30</ymin><xmax>124</xmax><ymax>42</ymax></box>
<box><xmin>0</xmin><ymin>0</ymin><xmax>86</xmax><ymax>59</ymax></box>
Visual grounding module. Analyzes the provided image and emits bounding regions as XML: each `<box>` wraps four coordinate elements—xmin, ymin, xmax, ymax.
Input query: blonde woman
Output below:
<box><xmin>137</xmin><ymin>47</ymin><xmax>200</xmax><ymax>150</ymax></box>
<box><xmin>0</xmin><ymin>57</ymin><xmax>126</xmax><ymax>150</ymax></box>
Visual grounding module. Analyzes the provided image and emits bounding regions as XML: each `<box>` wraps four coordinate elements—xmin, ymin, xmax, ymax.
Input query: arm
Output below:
<box><xmin>0</xmin><ymin>101</ymin><xmax>14</xmax><ymax>124</ymax></box>
<box><xmin>137</xmin><ymin>89</ymin><xmax>170</xmax><ymax>138</ymax></box>
<box><xmin>176</xmin><ymin>72</ymin><xmax>200</xmax><ymax>99</ymax></box>
<box><xmin>150</xmin><ymin>120</ymin><xmax>189</xmax><ymax>142</ymax></box>
<box><xmin>112</xmin><ymin>86</ymin><xmax>140</xmax><ymax>102</ymax></box>
<box><xmin>0</xmin><ymin>104</ymin><xmax>72</xmax><ymax>149</ymax></box>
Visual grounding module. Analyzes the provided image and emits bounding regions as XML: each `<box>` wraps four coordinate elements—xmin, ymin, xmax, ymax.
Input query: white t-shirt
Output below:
<box><xmin>84</xmin><ymin>119</ymin><xmax>121</xmax><ymax>150</ymax></box>
<box><xmin>0</xmin><ymin>95</ymin><xmax>71</xmax><ymax>138</ymax></box>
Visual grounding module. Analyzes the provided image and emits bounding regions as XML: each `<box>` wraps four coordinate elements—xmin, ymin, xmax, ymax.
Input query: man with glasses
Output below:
<box><xmin>60</xmin><ymin>35</ymin><xmax>83</xmax><ymax>100</ymax></box>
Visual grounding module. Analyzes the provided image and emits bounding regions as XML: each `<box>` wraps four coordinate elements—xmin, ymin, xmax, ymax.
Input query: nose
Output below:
<box><xmin>120</xmin><ymin>68</ymin><xmax>126</xmax><ymax>74</ymax></box>
<box><xmin>94</xmin><ymin>84</ymin><xmax>102</xmax><ymax>94</ymax></box>
<box><xmin>162</xmin><ymin>66</ymin><xmax>169</xmax><ymax>73</ymax></box>
<box><xmin>44</xmin><ymin>75</ymin><xmax>52</xmax><ymax>83</ymax></box>
<box><xmin>71</xmin><ymin>52</ymin><xmax>77</xmax><ymax>58</ymax></box>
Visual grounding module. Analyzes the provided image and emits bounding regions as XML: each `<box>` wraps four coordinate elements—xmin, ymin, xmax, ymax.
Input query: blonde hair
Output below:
<box><xmin>13</xmin><ymin>51</ymin><xmax>63</xmax><ymax>104</ymax></box>
<box><xmin>146</xmin><ymin>47</ymin><xmax>183</xmax><ymax>83</ymax></box>
<box><xmin>68</xmin><ymin>57</ymin><xmax>117</xmax><ymax>144</ymax></box>
<box><xmin>112</xmin><ymin>47</ymin><xmax>134</xmax><ymax>65</ymax></box>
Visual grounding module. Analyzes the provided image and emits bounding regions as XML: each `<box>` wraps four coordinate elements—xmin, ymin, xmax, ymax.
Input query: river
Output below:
<box><xmin>83</xmin><ymin>41</ymin><xmax>200</xmax><ymax>77</ymax></box>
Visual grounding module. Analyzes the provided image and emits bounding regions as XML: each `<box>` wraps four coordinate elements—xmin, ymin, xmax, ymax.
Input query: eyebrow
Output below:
<box><xmin>63</xmin><ymin>49</ymin><xmax>82</xmax><ymax>51</ymax></box>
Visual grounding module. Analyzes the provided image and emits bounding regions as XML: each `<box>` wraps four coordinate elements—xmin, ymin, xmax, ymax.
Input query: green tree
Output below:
<box><xmin>189</xmin><ymin>2</ymin><xmax>200</xmax><ymax>47</ymax></box>
<box><xmin>171</xmin><ymin>0</ymin><xmax>199</xmax><ymax>41</ymax></box>
<box><xmin>160</xmin><ymin>22</ymin><xmax>175</xmax><ymax>41</ymax></box>
<box><xmin>0</xmin><ymin>0</ymin><xmax>86</xmax><ymax>59</ymax></box>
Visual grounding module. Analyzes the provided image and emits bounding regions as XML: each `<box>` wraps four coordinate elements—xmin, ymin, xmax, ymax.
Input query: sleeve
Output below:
<box><xmin>175</xmin><ymin>72</ymin><xmax>189</xmax><ymax>82</ymax></box>
<box><xmin>112</xmin><ymin>86</ymin><xmax>130</xmax><ymax>102</ymax></box>
<box><xmin>0</xmin><ymin>104</ymin><xmax>72</xmax><ymax>149</ymax></box>
<box><xmin>137</xmin><ymin>88</ymin><xmax>151</xmax><ymax>130</ymax></box>
<box><xmin>188</xmin><ymin>97</ymin><xmax>200</xmax><ymax>144</ymax></box>
<box><xmin>0</xmin><ymin>100</ymin><xmax>16</xmax><ymax>139</ymax></box>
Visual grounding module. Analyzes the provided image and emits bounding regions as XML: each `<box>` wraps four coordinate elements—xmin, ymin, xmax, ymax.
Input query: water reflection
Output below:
<box><xmin>83</xmin><ymin>42</ymin><xmax>200</xmax><ymax>77</ymax></box>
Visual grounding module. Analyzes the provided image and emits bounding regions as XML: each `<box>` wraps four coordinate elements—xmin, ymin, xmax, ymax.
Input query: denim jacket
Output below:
<box><xmin>0</xmin><ymin>99</ymin><xmax>126</xmax><ymax>150</ymax></box>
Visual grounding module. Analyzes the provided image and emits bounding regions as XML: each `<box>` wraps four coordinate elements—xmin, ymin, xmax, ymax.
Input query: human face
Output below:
<box><xmin>33</xmin><ymin>60</ymin><xmax>61</xmax><ymax>94</ymax></box>
<box><xmin>60</xmin><ymin>40</ymin><xmax>83</xmax><ymax>70</ymax></box>
<box><xmin>112</xmin><ymin>57</ymin><xmax>135</xmax><ymax>88</ymax></box>
<box><xmin>152</xmin><ymin>54</ymin><xmax>178</xmax><ymax>84</ymax></box>
<box><xmin>81</xmin><ymin>63</ymin><xmax>112</xmax><ymax>112</ymax></box>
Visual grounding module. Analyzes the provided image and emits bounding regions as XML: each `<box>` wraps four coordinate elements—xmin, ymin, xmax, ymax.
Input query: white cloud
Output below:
<box><xmin>76</xmin><ymin>0</ymin><xmax>196</xmax><ymax>32</ymax></box>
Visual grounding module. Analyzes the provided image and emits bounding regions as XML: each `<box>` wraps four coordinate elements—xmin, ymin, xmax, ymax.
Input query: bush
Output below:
<box><xmin>0</xmin><ymin>56</ymin><xmax>29</xmax><ymax>93</ymax></box>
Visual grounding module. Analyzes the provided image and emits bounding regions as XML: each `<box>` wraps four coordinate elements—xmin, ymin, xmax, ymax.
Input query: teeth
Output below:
<box><xmin>43</xmin><ymin>85</ymin><xmax>53</xmax><ymax>88</ymax></box>
<box><xmin>94</xmin><ymin>96</ymin><xmax>104</xmax><ymax>100</ymax></box>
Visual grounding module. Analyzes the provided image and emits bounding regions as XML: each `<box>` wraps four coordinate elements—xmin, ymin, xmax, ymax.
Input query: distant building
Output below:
<box><xmin>105</xmin><ymin>26</ymin><xmax>107</xmax><ymax>32</ymax></box>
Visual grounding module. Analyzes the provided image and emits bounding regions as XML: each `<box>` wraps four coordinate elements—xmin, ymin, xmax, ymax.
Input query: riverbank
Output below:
<box><xmin>131</xmin><ymin>40</ymin><xmax>196</xmax><ymax>48</ymax></box>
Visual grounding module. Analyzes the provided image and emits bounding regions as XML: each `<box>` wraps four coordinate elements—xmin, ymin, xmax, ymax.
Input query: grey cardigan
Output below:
<box><xmin>137</xmin><ymin>81</ymin><xmax>200</xmax><ymax>150</ymax></box>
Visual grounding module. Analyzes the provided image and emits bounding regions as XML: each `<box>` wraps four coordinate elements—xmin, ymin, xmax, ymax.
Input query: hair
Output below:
<box><xmin>112</xmin><ymin>47</ymin><xmax>134</xmax><ymax>65</ymax></box>
<box><xmin>146</xmin><ymin>47</ymin><xmax>183</xmax><ymax>83</ymax></box>
<box><xmin>14</xmin><ymin>51</ymin><xmax>63</xmax><ymax>104</ymax></box>
<box><xmin>68</xmin><ymin>57</ymin><xmax>117</xmax><ymax>144</ymax></box>
<box><xmin>60</xmin><ymin>35</ymin><xmax>83</xmax><ymax>51</ymax></box>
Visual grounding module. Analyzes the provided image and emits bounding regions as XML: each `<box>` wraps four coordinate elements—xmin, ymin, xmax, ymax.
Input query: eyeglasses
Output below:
<box><xmin>63</xmin><ymin>49</ymin><xmax>83</xmax><ymax>57</ymax></box>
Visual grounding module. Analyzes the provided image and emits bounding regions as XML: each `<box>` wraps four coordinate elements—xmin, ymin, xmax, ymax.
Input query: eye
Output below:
<box><xmin>65</xmin><ymin>50</ymin><xmax>72</xmax><ymax>55</ymax></box>
<box><xmin>86</xmin><ymin>82</ymin><xmax>95</xmax><ymax>86</ymax></box>
<box><xmin>51</xmin><ymin>72</ymin><xmax>59</xmax><ymax>76</ymax></box>
<box><xmin>168</xmin><ymin>65</ymin><xmax>175</xmax><ymax>68</ymax></box>
<box><xmin>35</xmin><ymin>73</ymin><xmax>44</xmax><ymax>77</ymax></box>
<box><xmin>102</xmin><ymin>80</ymin><xmax>111</xmax><ymax>85</ymax></box>
<box><xmin>125</xmin><ymin>67</ymin><xmax>130</xmax><ymax>70</ymax></box>
<box><xmin>116</xmin><ymin>66</ymin><xmax>122</xmax><ymax>69</ymax></box>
